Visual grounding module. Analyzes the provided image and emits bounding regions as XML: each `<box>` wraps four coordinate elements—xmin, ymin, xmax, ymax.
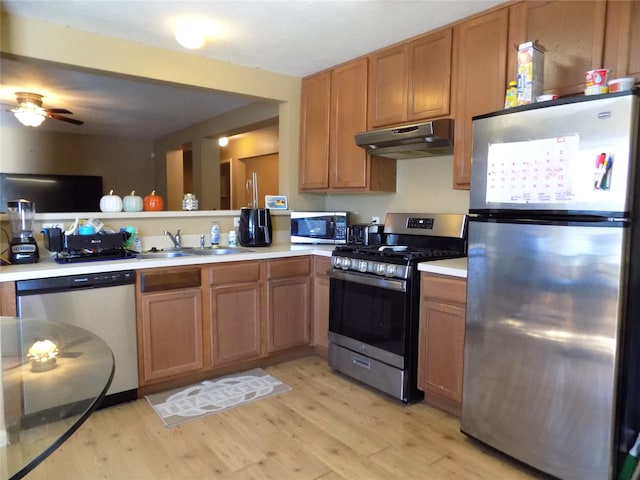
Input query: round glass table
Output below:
<box><xmin>0</xmin><ymin>316</ymin><xmax>114</xmax><ymax>480</ymax></box>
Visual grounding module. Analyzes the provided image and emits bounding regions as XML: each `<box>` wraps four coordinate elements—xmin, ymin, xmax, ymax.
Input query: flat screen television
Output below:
<box><xmin>0</xmin><ymin>173</ymin><xmax>103</xmax><ymax>213</ymax></box>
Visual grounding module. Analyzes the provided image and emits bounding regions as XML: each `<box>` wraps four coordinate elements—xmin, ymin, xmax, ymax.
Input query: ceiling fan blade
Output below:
<box><xmin>45</xmin><ymin>108</ymin><xmax>73</xmax><ymax>114</ymax></box>
<box><xmin>46</xmin><ymin>112</ymin><xmax>84</xmax><ymax>125</ymax></box>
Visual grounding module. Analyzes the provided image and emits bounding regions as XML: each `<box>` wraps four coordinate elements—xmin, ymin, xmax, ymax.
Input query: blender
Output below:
<box><xmin>8</xmin><ymin>199</ymin><xmax>39</xmax><ymax>264</ymax></box>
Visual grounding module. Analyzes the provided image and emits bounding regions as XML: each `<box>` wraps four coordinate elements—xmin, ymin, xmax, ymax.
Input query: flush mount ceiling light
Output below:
<box><xmin>218</xmin><ymin>136</ymin><xmax>229</xmax><ymax>147</ymax></box>
<box><xmin>12</xmin><ymin>92</ymin><xmax>46</xmax><ymax>127</ymax></box>
<box><xmin>175</xmin><ymin>18</ymin><xmax>211</xmax><ymax>49</ymax></box>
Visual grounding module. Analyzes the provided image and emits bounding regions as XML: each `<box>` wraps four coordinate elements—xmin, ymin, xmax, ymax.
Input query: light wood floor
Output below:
<box><xmin>24</xmin><ymin>356</ymin><xmax>549</xmax><ymax>480</ymax></box>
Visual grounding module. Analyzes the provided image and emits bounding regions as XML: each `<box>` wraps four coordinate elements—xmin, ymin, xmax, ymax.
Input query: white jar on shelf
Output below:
<box><xmin>182</xmin><ymin>193</ymin><xmax>198</xmax><ymax>211</ymax></box>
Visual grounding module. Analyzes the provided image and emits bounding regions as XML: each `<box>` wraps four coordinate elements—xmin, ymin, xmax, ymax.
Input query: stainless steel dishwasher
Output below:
<box><xmin>16</xmin><ymin>270</ymin><xmax>138</xmax><ymax>413</ymax></box>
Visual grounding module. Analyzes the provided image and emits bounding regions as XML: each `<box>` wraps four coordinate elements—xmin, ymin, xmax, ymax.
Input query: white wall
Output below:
<box><xmin>0</xmin><ymin>125</ymin><xmax>155</xmax><ymax>196</ymax></box>
<box><xmin>0</xmin><ymin>12</ymin><xmax>468</xmax><ymax>222</ymax></box>
<box><xmin>325</xmin><ymin>155</ymin><xmax>470</xmax><ymax>223</ymax></box>
<box><xmin>0</xmin><ymin>11</ymin><xmax>319</xmax><ymax>211</ymax></box>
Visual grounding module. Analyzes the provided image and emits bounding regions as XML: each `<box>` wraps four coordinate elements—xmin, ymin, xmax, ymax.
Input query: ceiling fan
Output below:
<box><xmin>10</xmin><ymin>92</ymin><xmax>84</xmax><ymax>127</ymax></box>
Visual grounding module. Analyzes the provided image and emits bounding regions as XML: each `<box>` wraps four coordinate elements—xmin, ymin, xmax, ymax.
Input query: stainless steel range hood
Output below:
<box><xmin>355</xmin><ymin>119</ymin><xmax>454</xmax><ymax>159</ymax></box>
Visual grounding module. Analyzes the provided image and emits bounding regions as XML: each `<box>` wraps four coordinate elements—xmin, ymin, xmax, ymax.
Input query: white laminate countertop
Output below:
<box><xmin>0</xmin><ymin>244</ymin><xmax>335</xmax><ymax>282</ymax></box>
<box><xmin>417</xmin><ymin>257</ymin><xmax>468</xmax><ymax>278</ymax></box>
<box><xmin>1</xmin><ymin>245</ymin><xmax>469</xmax><ymax>282</ymax></box>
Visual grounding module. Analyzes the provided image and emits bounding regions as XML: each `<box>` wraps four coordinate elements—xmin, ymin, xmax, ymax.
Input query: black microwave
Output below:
<box><xmin>290</xmin><ymin>211</ymin><xmax>349</xmax><ymax>244</ymax></box>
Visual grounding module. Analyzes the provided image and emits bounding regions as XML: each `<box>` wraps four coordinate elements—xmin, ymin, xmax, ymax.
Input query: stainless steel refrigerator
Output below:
<box><xmin>462</xmin><ymin>90</ymin><xmax>640</xmax><ymax>480</ymax></box>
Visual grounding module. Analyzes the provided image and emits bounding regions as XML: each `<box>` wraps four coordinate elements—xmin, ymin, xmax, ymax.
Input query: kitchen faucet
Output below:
<box><xmin>164</xmin><ymin>229</ymin><xmax>181</xmax><ymax>248</ymax></box>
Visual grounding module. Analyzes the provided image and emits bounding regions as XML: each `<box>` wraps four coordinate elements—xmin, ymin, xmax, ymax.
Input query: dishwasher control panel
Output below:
<box><xmin>16</xmin><ymin>270</ymin><xmax>135</xmax><ymax>295</ymax></box>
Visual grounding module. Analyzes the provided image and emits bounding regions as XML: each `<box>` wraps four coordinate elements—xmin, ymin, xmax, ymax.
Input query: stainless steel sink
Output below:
<box><xmin>189</xmin><ymin>247</ymin><xmax>254</xmax><ymax>255</ymax></box>
<box><xmin>137</xmin><ymin>246</ymin><xmax>254</xmax><ymax>259</ymax></box>
<box><xmin>136</xmin><ymin>251</ymin><xmax>193</xmax><ymax>259</ymax></box>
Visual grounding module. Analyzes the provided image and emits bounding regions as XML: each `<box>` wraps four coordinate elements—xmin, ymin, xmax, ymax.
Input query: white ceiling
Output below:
<box><xmin>0</xmin><ymin>0</ymin><xmax>505</xmax><ymax>139</ymax></box>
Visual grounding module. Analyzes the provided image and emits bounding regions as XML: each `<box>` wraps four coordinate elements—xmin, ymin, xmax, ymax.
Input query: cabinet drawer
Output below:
<box><xmin>266</xmin><ymin>257</ymin><xmax>311</xmax><ymax>280</ymax></box>
<box><xmin>421</xmin><ymin>273</ymin><xmax>466</xmax><ymax>304</ymax></box>
<box><xmin>208</xmin><ymin>261</ymin><xmax>260</xmax><ymax>285</ymax></box>
<box><xmin>139</xmin><ymin>268</ymin><xmax>201</xmax><ymax>293</ymax></box>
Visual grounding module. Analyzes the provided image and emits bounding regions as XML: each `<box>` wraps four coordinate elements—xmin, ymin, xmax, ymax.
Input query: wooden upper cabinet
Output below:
<box><xmin>408</xmin><ymin>28</ymin><xmax>452</xmax><ymax>122</ymax></box>
<box><xmin>452</xmin><ymin>8</ymin><xmax>509</xmax><ymax>189</ymax></box>
<box><xmin>508</xmin><ymin>1</ymin><xmax>607</xmax><ymax>97</ymax></box>
<box><xmin>329</xmin><ymin>57</ymin><xmax>370</xmax><ymax>189</ymax></box>
<box><xmin>368</xmin><ymin>28</ymin><xmax>452</xmax><ymax>128</ymax></box>
<box><xmin>368</xmin><ymin>44</ymin><xmax>409</xmax><ymax>128</ymax></box>
<box><xmin>299</xmin><ymin>57</ymin><xmax>396</xmax><ymax>193</ymax></box>
<box><xmin>604</xmin><ymin>0</ymin><xmax>640</xmax><ymax>81</ymax></box>
<box><xmin>299</xmin><ymin>71</ymin><xmax>331</xmax><ymax>190</ymax></box>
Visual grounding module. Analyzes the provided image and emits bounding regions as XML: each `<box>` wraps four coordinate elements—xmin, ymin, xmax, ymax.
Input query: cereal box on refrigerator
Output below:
<box><xmin>516</xmin><ymin>41</ymin><xmax>544</xmax><ymax>105</ymax></box>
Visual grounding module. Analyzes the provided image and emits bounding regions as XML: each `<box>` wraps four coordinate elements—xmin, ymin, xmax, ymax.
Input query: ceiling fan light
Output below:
<box><xmin>13</xmin><ymin>108</ymin><xmax>46</xmax><ymax>127</ymax></box>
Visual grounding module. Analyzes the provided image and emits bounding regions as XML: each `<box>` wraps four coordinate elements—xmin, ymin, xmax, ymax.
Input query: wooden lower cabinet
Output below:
<box><xmin>264</xmin><ymin>257</ymin><xmax>311</xmax><ymax>353</ymax></box>
<box><xmin>205</xmin><ymin>261</ymin><xmax>262</xmax><ymax>366</ymax></box>
<box><xmin>0</xmin><ymin>282</ymin><xmax>17</xmax><ymax>316</ymax></box>
<box><xmin>418</xmin><ymin>272</ymin><xmax>466</xmax><ymax>416</ymax></box>
<box><xmin>137</xmin><ymin>267</ymin><xmax>204</xmax><ymax>385</ymax></box>
<box><xmin>312</xmin><ymin>256</ymin><xmax>331</xmax><ymax>350</ymax></box>
<box><xmin>136</xmin><ymin>257</ymin><xmax>318</xmax><ymax>390</ymax></box>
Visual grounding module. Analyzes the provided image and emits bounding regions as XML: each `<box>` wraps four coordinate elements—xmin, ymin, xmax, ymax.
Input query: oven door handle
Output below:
<box><xmin>328</xmin><ymin>269</ymin><xmax>407</xmax><ymax>292</ymax></box>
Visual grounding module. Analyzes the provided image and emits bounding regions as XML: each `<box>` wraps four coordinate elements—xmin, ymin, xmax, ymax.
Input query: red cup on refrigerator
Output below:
<box><xmin>585</xmin><ymin>69</ymin><xmax>610</xmax><ymax>95</ymax></box>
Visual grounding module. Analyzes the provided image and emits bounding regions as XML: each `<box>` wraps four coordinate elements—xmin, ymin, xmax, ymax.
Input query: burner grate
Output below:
<box><xmin>334</xmin><ymin>244</ymin><xmax>465</xmax><ymax>263</ymax></box>
<box><xmin>54</xmin><ymin>250</ymin><xmax>136</xmax><ymax>264</ymax></box>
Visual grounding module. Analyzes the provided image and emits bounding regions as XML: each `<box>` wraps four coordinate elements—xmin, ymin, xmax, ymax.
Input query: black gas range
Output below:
<box><xmin>328</xmin><ymin>212</ymin><xmax>467</xmax><ymax>403</ymax></box>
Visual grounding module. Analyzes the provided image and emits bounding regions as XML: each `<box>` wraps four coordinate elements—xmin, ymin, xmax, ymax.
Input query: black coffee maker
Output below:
<box><xmin>239</xmin><ymin>208</ymin><xmax>272</xmax><ymax>247</ymax></box>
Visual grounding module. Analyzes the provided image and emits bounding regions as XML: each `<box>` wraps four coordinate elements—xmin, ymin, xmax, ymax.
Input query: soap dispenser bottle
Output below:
<box><xmin>211</xmin><ymin>222</ymin><xmax>220</xmax><ymax>247</ymax></box>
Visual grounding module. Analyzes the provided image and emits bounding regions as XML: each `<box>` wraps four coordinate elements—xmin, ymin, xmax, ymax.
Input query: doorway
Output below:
<box><xmin>166</xmin><ymin>144</ymin><xmax>193</xmax><ymax>210</ymax></box>
<box><xmin>220</xmin><ymin>160</ymin><xmax>231</xmax><ymax>210</ymax></box>
<box><xmin>233</xmin><ymin>153</ymin><xmax>279</xmax><ymax>209</ymax></box>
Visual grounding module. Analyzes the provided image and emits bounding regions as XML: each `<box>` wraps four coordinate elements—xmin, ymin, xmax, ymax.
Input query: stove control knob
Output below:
<box><xmin>341</xmin><ymin>258</ymin><xmax>351</xmax><ymax>270</ymax></box>
<box><xmin>375</xmin><ymin>263</ymin><xmax>386</xmax><ymax>275</ymax></box>
<box><xmin>385</xmin><ymin>264</ymin><xmax>397</xmax><ymax>277</ymax></box>
<box><xmin>357</xmin><ymin>260</ymin><xmax>368</xmax><ymax>272</ymax></box>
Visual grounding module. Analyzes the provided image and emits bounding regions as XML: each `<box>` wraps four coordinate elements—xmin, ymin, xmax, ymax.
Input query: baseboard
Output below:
<box><xmin>137</xmin><ymin>346</ymin><xmax>317</xmax><ymax>397</ymax></box>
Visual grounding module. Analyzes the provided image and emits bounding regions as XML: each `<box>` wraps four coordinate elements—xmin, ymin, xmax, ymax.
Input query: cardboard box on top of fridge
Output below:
<box><xmin>516</xmin><ymin>41</ymin><xmax>544</xmax><ymax>105</ymax></box>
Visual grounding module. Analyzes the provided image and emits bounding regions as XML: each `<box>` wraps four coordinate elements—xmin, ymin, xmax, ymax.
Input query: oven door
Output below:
<box><xmin>328</xmin><ymin>269</ymin><xmax>408</xmax><ymax>368</ymax></box>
